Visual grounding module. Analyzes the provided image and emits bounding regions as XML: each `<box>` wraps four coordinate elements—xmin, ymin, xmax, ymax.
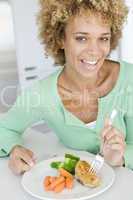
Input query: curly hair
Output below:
<box><xmin>37</xmin><ymin>0</ymin><xmax>128</xmax><ymax>66</ymax></box>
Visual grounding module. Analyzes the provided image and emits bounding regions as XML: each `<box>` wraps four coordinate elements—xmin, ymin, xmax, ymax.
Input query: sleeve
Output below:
<box><xmin>124</xmin><ymin>115</ymin><xmax>133</xmax><ymax>169</ymax></box>
<box><xmin>0</xmin><ymin>82</ymin><xmax>43</xmax><ymax>157</ymax></box>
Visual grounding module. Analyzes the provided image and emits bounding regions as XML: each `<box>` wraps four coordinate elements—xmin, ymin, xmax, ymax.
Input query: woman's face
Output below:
<box><xmin>62</xmin><ymin>14</ymin><xmax>111</xmax><ymax>78</ymax></box>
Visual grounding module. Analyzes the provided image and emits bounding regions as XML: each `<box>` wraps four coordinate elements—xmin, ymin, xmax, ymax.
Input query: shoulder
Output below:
<box><xmin>109</xmin><ymin>59</ymin><xmax>133</xmax><ymax>82</ymax></box>
<box><xmin>120</xmin><ymin>60</ymin><xmax>133</xmax><ymax>73</ymax></box>
<box><xmin>120</xmin><ymin>60</ymin><xmax>133</xmax><ymax>85</ymax></box>
<box><xmin>36</xmin><ymin>68</ymin><xmax>62</xmax><ymax>98</ymax></box>
<box><xmin>39</xmin><ymin>67</ymin><xmax>62</xmax><ymax>87</ymax></box>
<box><xmin>120</xmin><ymin>60</ymin><xmax>133</xmax><ymax>98</ymax></box>
<box><xmin>107</xmin><ymin>59</ymin><xmax>133</xmax><ymax>71</ymax></box>
<box><xmin>19</xmin><ymin>69</ymin><xmax>60</xmax><ymax>97</ymax></box>
<box><xmin>23</xmin><ymin>68</ymin><xmax>61</xmax><ymax>94</ymax></box>
<box><xmin>107</xmin><ymin>59</ymin><xmax>133</xmax><ymax>95</ymax></box>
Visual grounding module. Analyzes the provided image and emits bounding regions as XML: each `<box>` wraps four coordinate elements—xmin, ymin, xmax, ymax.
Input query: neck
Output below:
<box><xmin>61</xmin><ymin>64</ymin><xmax>106</xmax><ymax>93</ymax></box>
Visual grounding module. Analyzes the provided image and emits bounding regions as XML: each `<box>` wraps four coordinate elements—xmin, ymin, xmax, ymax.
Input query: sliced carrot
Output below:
<box><xmin>49</xmin><ymin>176</ymin><xmax>57</xmax><ymax>184</ymax></box>
<box><xmin>43</xmin><ymin>176</ymin><xmax>51</xmax><ymax>187</ymax></box>
<box><xmin>65</xmin><ymin>177</ymin><xmax>74</xmax><ymax>189</ymax></box>
<box><xmin>59</xmin><ymin>168</ymin><xmax>73</xmax><ymax>179</ymax></box>
<box><xmin>44</xmin><ymin>184</ymin><xmax>52</xmax><ymax>191</ymax></box>
<box><xmin>50</xmin><ymin>176</ymin><xmax>65</xmax><ymax>190</ymax></box>
<box><xmin>43</xmin><ymin>169</ymin><xmax>75</xmax><ymax>193</ymax></box>
<box><xmin>54</xmin><ymin>181</ymin><xmax>65</xmax><ymax>193</ymax></box>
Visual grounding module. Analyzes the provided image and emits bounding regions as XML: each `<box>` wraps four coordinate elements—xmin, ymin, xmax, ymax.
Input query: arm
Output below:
<box><xmin>124</xmin><ymin>115</ymin><xmax>133</xmax><ymax>169</ymax></box>
<box><xmin>101</xmin><ymin>118</ymin><xmax>125</xmax><ymax>167</ymax></box>
<box><xmin>0</xmin><ymin>81</ymin><xmax>43</xmax><ymax>157</ymax></box>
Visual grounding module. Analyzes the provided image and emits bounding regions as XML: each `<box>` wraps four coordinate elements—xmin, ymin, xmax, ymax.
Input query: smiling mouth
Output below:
<box><xmin>81</xmin><ymin>59</ymin><xmax>98</xmax><ymax>71</ymax></box>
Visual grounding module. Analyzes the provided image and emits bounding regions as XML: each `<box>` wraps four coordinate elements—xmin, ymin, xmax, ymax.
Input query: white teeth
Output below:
<box><xmin>83</xmin><ymin>60</ymin><xmax>97</xmax><ymax>65</ymax></box>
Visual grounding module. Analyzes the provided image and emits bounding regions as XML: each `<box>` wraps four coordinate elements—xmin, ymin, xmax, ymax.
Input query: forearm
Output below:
<box><xmin>0</xmin><ymin>128</ymin><xmax>23</xmax><ymax>157</ymax></box>
<box><xmin>0</xmin><ymin>82</ymin><xmax>43</xmax><ymax>157</ymax></box>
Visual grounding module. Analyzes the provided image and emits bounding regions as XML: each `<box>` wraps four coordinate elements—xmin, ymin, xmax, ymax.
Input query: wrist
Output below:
<box><xmin>9</xmin><ymin>145</ymin><xmax>22</xmax><ymax>156</ymax></box>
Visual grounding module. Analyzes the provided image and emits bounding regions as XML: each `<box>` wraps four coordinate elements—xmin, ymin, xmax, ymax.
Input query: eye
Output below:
<box><xmin>75</xmin><ymin>36</ymin><xmax>87</xmax><ymax>42</ymax></box>
<box><xmin>100</xmin><ymin>37</ymin><xmax>110</xmax><ymax>42</ymax></box>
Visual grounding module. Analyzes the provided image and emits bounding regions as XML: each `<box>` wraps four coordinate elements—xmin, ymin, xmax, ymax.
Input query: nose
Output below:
<box><xmin>86</xmin><ymin>39</ymin><xmax>100</xmax><ymax>55</ymax></box>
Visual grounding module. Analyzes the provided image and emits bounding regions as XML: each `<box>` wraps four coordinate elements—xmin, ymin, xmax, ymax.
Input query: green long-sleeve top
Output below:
<box><xmin>0</xmin><ymin>60</ymin><xmax>133</xmax><ymax>169</ymax></box>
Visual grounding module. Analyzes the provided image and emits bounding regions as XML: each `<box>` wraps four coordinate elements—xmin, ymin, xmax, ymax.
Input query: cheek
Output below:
<box><xmin>64</xmin><ymin>47</ymin><xmax>75</xmax><ymax>65</ymax></box>
<box><xmin>64</xmin><ymin>43</ymin><xmax>80</xmax><ymax>59</ymax></box>
<box><xmin>101</xmin><ymin>44</ymin><xmax>110</xmax><ymax>57</ymax></box>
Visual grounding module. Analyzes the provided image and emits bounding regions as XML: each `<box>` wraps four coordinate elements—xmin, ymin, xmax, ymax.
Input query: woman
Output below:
<box><xmin>0</xmin><ymin>0</ymin><xmax>132</xmax><ymax>175</ymax></box>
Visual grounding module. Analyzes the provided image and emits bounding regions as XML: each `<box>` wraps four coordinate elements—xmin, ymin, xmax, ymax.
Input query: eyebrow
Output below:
<box><xmin>73</xmin><ymin>32</ymin><xmax>111</xmax><ymax>36</ymax></box>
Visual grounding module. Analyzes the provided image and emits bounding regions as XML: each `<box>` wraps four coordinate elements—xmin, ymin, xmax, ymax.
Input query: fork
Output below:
<box><xmin>89</xmin><ymin>109</ymin><xmax>118</xmax><ymax>175</ymax></box>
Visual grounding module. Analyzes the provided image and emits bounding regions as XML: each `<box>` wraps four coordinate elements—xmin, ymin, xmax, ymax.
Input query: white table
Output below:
<box><xmin>0</xmin><ymin>128</ymin><xmax>133</xmax><ymax>200</ymax></box>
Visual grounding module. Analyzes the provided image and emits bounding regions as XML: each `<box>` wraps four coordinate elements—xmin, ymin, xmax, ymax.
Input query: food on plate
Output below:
<box><xmin>43</xmin><ymin>168</ymin><xmax>74</xmax><ymax>193</ymax></box>
<box><xmin>50</xmin><ymin>176</ymin><xmax>65</xmax><ymax>190</ymax></box>
<box><xmin>59</xmin><ymin>167</ymin><xmax>73</xmax><ymax>179</ymax></box>
<box><xmin>65</xmin><ymin>176</ymin><xmax>74</xmax><ymax>189</ymax></box>
<box><xmin>54</xmin><ymin>181</ymin><xmax>65</xmax><ymax>193</ymax></box>
<box><xmin>50</xmin><ymin>153</ymin><xmax>80</xmax><ymax>174</ymax></box>
<box><xmin>43</xmin><ymin>153</ymin><xmax>102</xmax><ymax>193</ymax></box>
<box><xmin>75</xmin><ymin>160</ymin><xmax>101</xmax><ymax>188</ymax></box>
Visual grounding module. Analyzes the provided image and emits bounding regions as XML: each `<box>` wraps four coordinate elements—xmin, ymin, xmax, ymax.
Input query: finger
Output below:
<box><xmin>102</xmin><ymin>126</ymin><xmax>113</xmax><ymax>139</ymax></box>
<box><xmin>10</xmin><ymin>146</ymin><xmax>34</xmax><ymax>159</ymax></box>
<box><xmin>21</xmin><ymin>162</ymin><xmax>32</xmax><ymax>174</ymax></box>
<box><xmin>104</xmin><ymin>117</ymin><xmax>111</xmax><ymax>128</ymax></box>
<box><xmin>11</xmin><ymin>148</ymin><xmax>36</xmax><ymax>168</ymax></box>
<box><xmin>20</xmin><ymin>151</ymin><xmax>35</xmax><ymax>167</ymax></box>
<box><xmin>108</xmin><ymin>143</ymin><xmax>125</xmax><ymax>151</ymax></box>
<box><xmin>13</xmin><ymin>159</ymin><xmax>31</xmax><ymax>175</ymax></box>
<box><xmin>24</xmin><ymin>148</ymin><xmax>37</xmax><ymax>162</ymax></box>
<box><xmin>12</xmin><ymin>147</ymin><xmax>35</xmax><ymax>167</ymax></box>
<box><xmin>26</xmin><ymin>149</ymin><xmax>34</xmax><ymax>157</ymax></box>
<box><xmin>105</xmin><ymin>128</ymin><xmax>125</xmax><ymax>141</ymax></box>
<box><xmin>103</xmin><ymin>129</ymin><xmax>115</xmax><ymax>141</ymax></box>
<box><xmin>104</xmin><ymin>126</ymin><xmax>124</xmax><ymax>141</ymax></box>
<box><xmin>105</xmin><ymin>130</ymin><xmax>119</xmax><ymax>141</ymax></box>
<box><xmin>112</xmin><ymin>127</ymin><xmax>125</xmax><ymax>137</ymax></box>
<box><xmin>114</xmin><ymin>129</ymin><xmax>125</xmax><ymax>140</ymax></box>
<box><xmin>107</xmin><ymin>135</ymin><xmax>125</xmax><ymax>145</ymax></box>
<box><xmin>8</xmin><ymin>157</ymin><xmax>31</xmax><ymax>175</ymax></box>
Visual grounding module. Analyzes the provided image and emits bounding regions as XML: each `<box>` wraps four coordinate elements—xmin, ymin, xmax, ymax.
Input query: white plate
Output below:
<box><xmin>21</xmin><ymin>155</ymin><xmax>115</xmax><ymax>200</ymax></box>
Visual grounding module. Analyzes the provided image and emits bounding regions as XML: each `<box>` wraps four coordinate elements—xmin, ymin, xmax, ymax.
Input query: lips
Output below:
<box><xmin>82</xmin><ymin>59</ymin><xmax>98</xmax><ymax>65</ymax></box>
<box><xmin>81</xmin><ymin>59</ymin><xmax>98</xmax><ymax>71</ymax></box>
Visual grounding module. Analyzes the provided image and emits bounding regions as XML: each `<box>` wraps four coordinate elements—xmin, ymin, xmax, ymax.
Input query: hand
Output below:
<box><xmin>8</xmin><ymin>145</ymin><xmax>36</xmax><ymax>175</ymax></box>
<box><xmin>101</xmin><ymin>119</ymin><xmax>125</xmax><ymax>166</ymax></box>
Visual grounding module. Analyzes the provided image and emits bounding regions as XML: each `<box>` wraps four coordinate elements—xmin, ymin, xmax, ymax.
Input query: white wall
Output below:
<box><xmin>120</xmin><ymin>0</ymin><xmax>133</xmax><ymax>63</ymax></box>
<box><xmin>0</xmin><ymin>1</ymin><xmax>18</xmax><ymax>112</ymax></box>
<box><xmin>0</xmin><ymin>1</ymin><xmax>15</xmax><ymax>51</ymax></box>
<box><xmin>9</xmin><ymin>0</ymin><xmax>56</xmax><ymax>89</ymax></box>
